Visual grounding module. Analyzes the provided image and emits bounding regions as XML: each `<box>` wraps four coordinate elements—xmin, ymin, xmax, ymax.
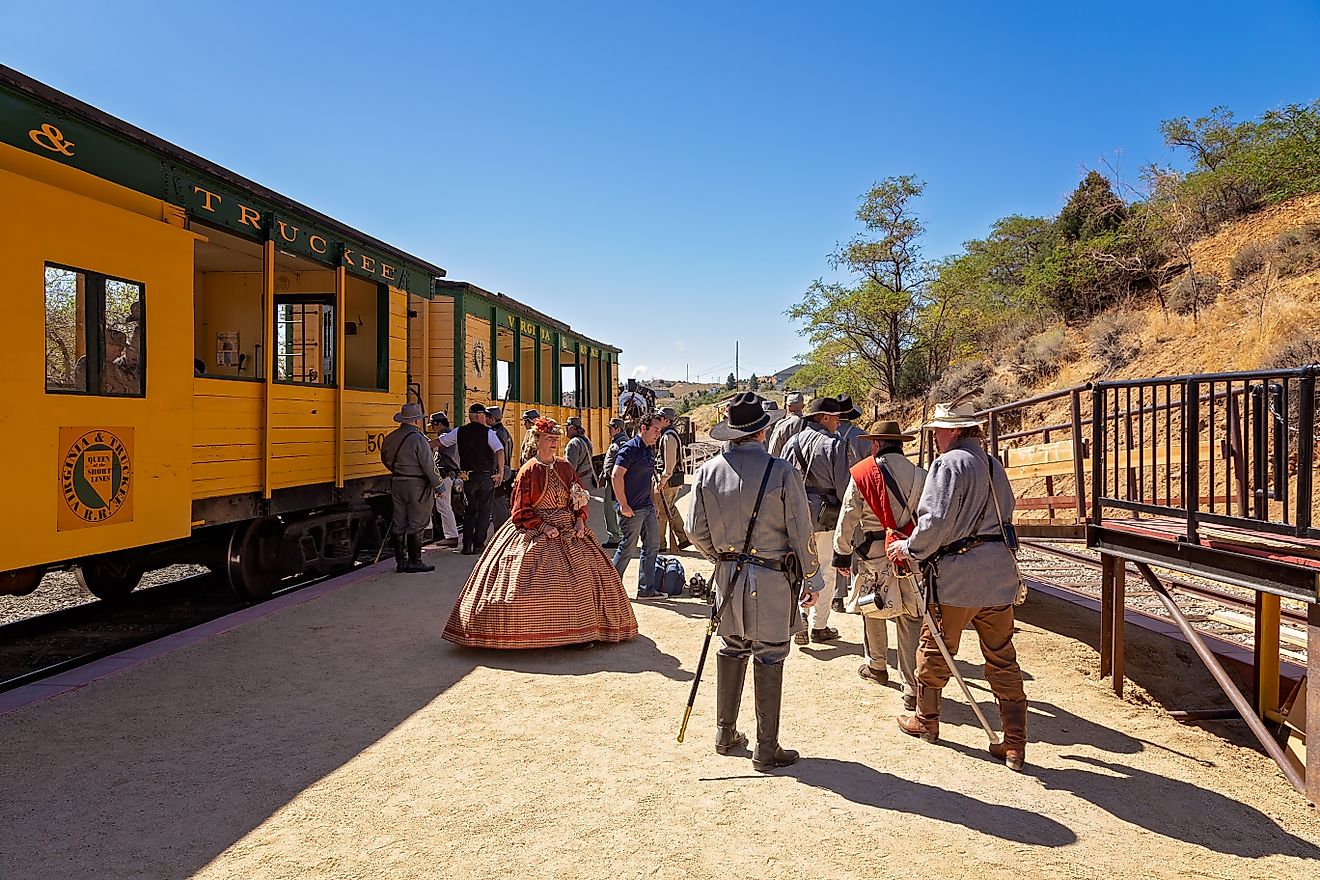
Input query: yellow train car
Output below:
<box><xmin>0</xmin><ymin>65</ymin><xmax>619</xmax><ymax>601</ymax></box>
<box><xmin>410</xmin><ymin>281</ymin><xmax>620</xmax><ymax>453</ymax></box>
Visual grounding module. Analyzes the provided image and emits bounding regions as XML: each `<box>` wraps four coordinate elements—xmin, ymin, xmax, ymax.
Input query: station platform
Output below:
<box><xmin>3</xmin><ymin>500</ymin><xmax>1320</xmax><ymax>880</ymax></box>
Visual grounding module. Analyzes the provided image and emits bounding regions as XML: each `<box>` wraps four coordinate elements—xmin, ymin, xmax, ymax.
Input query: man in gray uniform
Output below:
<box><xmin>828</xmin><ymin>393</ymin><xmax>866</xmax><ymax>612</ymax></box>
<box><xmin>781</xmin><ymin>397</ymin><xmax>851</xmax><ymax>644</ymax></box>
<box><xmin>767</xmin><ymin>391</ymin><xmax>806</xmax><ymax>457</ymax></box>
<box><xmin>687</xmin><ymin>393</ymin><xmax>823</xmax><ymax>772</ymax></box>
<box><xmin>565</xmin><ymin>417</ymin><xmax>596</xmax><ymax>489</ymax></box>
<box><xmin>380</xmin><ymin>402</ymin><xmax>440</xmax><ymax>573</ymax></box>
<box><xmin>887</xmin><ymin>401</ymin><xmax>1028</xmax><ymax>770</ymax></box>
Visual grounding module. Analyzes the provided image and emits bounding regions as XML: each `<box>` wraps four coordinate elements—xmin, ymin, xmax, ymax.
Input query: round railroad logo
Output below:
<box><xmin>61</xmin><ymin>430</ymin><xmax>132</xmax><ymax>523</ymax></box>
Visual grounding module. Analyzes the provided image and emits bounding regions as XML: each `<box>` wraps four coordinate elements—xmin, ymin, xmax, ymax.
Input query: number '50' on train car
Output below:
<box><xmin>0</xmin><ymin>65</ymin><xmax>620</xmax><ymax>601</ymax></box>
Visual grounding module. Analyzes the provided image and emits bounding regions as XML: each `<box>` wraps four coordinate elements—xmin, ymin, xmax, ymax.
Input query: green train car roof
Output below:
<box><xmin>0</xmin><ymin>64</ymin><xmax>446</xmax><ymax>298</ymax></box>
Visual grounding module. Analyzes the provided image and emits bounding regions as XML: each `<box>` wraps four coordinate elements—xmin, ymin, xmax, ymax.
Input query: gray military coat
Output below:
<box><xmin>566</xmin><ymin>435</ymin><xmax>596</xmax><ymax>488</ymax></box>
<box><xmin>905</xmin><ymin>439</ymin><xmax>1019</xmax><ymax>607</ymax></box>
<box><xmin>687</xmin><ymin>441</ymin><xmax>824</xmax><ymax>643</ymax></box>
<box><xmin>381</xmin><ymin>423</ymin><xmax>441</xmax><ymax>534</ymax></box>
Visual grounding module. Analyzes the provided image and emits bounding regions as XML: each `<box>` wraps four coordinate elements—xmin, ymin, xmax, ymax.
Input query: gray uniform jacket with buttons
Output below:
<box><xmin>566</xmin><ymin>435</ymin><xmax>596</xmax><ymax>488</ymax></box>
<box><xmin>837</xmin><ymin>421</ymin><xmax>868</xmax><ymax>467</ymax></box>
<box><xmin>780</xmin><ymin>420</ymin><xmax>850</xmax><ymax>523</ymax></box>
<box><xmin>381</xmin><ymin>423</ymin><xmax>441</xmax><ymax>533</ymax></box>
<box><xmin>766</xmin><ymin>413</ymin><xmax>805</xmax><ymax>458</ymax></box>
<box><xmin>687</xmin><ymin>441</ymin><xmax>824</xmax><ymax>643</ymax></box>
<box><xmin>905</xmin><ymin>438</ymin><xmax>1018</xmax><ymax>607</ymax></box>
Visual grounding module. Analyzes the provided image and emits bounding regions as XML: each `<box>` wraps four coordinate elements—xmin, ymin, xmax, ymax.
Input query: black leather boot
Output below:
<box><xmin>401</xmin><ymin>534</ymin><xmax>435</xmax><ymax>573</ymax></box>
<box><xmin>714</xmin><ymin>653</ymin><xmax>748</xmax><ymax>755</ymax></box>
<box><xmin>751</xmin><ymin>661</ymin><xmax>799</xmax><ymax>771</ymax></box>
<box><xmin>393</xmin><ymin>534</ymin><xmax>407</xmax><ymax>573</ymax></box>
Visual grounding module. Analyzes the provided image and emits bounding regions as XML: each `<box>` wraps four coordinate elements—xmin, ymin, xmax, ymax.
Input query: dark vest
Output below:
<box><xmin>457</xmin><ymin>423</ymin><xmax>495</xmax><ymax>473</ymax></box>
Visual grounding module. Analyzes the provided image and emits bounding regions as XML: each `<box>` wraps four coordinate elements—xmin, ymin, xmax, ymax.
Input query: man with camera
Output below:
<box><xmin>780</xmin><ymin>397</ymin><xmax>851</xmax><ymax>645</ymax></box>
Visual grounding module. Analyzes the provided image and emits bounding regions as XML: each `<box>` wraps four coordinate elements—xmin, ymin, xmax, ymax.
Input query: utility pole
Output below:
<box><xmin>735</xmin><ymin>341</ymin><xmax>739</xmax><ymax>383</ymax></box>
<box><xmin>686</xmin><ymin>363</ymin><xmax>689</xmax><ymax>383</ymax></box>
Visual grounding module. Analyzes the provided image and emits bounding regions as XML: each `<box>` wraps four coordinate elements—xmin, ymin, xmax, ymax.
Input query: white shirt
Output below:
<box><xmin>438</xmin><ymin>425</ymin><xmax>503</xmax><ymax>454</ymax></box>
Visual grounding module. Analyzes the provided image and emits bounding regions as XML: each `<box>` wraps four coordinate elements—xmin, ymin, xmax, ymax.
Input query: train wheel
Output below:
<box><xmin>0</xmin><ymin>566</ymin><xmax>42</xmax><ymax>596</ymax></box>
<box><xmin>76</xmin><ymin>557</ymin><xmax>143</xmax><ymax>601</ymax></box>
<box><xmin>226</xmin><ymin>517</ymin><xmax>285</xmax><ymax>600</ymax></box>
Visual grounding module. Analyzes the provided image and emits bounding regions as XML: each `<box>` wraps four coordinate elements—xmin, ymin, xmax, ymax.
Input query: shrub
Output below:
<box><xmin>1086</xmin><ymin>310</ymin><xmax>1143</xmax><ymax>373</ymax></box>
<box><xmin>931</xmin><ymin>359</ymin><xmax>991</xmax><ymax>403</ymax></box>
<box><xmin>1264</xmin><ymin>331</ymin><xmax>1320</xmax><ymax>370</ymax></box>
<box><xmin>1009</xmin><ymin>327</ymin><xmax>1076</xmax><ymax>383</ymax></box>
<box><xmin>1167</xmin><ymin>273</ymin><xmax>1222</xmax><ymax>317</ymax></box>
<box><xmin>972</xmin><ymin>377</ymin><xmax>1026</xmax><ymax>432</ymax></box>
<box><xmin>1272</xmin><ymin>224</ymin><xmax>1320</xmax><ymax>278</ymax></box>
<box><xmin>1229</xmin><ymin>242</ymin><xmax>1268</xmax><ymax>283</ymax></box>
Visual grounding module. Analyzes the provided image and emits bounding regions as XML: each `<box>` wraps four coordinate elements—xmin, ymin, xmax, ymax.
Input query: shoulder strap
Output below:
<box><xmin>877</xmin><ymin>459</ymin><xmax>908</xmax><ymax>512</ymax></box>
<box><xmin>741</xmin><ymin>460</ymin><xmax>777</xmax><ymax>555</ymax></box>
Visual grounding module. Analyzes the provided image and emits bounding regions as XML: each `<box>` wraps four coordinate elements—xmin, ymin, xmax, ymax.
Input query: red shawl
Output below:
<box><xmin>849</xmin><ymin>456</ymin><xmax>913</xmax><ymax>538</ymax></box>
<box><xmin>511</xmin><ymin>458</ymin><xmax>589</xmax><ymax>530</ymax></box>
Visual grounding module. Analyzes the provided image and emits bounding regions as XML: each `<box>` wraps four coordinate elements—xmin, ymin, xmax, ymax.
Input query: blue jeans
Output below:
<box><xmin>613</xmin><ymin>504</ymin><xmax>659</xmax><ymax>590</ymax></box>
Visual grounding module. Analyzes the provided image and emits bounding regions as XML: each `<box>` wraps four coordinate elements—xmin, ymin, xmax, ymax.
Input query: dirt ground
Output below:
<box><xmin>1</xmin><ymin>497</ymin><xmax>1318</xmax><ymax>880</ymax></box>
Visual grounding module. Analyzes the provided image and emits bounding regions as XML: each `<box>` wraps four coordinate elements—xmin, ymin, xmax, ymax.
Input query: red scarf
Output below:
<box><xmin>849</xmin><ymin>456</ymin><xmax>914</xmax><ymax>538</ymax></box>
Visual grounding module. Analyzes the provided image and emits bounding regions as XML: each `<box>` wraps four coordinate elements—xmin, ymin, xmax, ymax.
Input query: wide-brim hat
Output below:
<box><xmin>529</xmin><ymin>417</ymin><xmax>564</xmax><ymax>436</ymax></box>
<box><xmin>925</xmin><ymin>401</ymin><xmax>987</xmax><ymax>429</ymax></box>
<box><xmin>521</xmin><ymin>409</ymin><xmax>542</xmax><ymax>422</ymax></box>
<box><xmin>393</xmin><ymin>402</ymin><xmax>426</xmax><ymax>423</ymax></box>
<box><xmin>785</xmin><ymin>391</ymin><xmax>805</xmax><ymax>406</ymax></box>
<box><xmin>710</xmin><ymin>393</ymin><xmax>785</xmax><ymax>441</ymax></box>
<box><xmin>860</xmin><ymin>420</ymin><xmax>916</xmax><ymax>442</ymax></box>
<box><xmin>655</xmin><ymin>406</ymin><xmax>678</xmax><ymax>421</ymax></box>
<box><xmin>801</xmin><ymin>396</ymin><xmax>845</xmax><ymax>418</ymax></box>
<box><xmin>835</xmin><ymin>393</ymin><xmax>863</xmax><ymax>420</ymax></box>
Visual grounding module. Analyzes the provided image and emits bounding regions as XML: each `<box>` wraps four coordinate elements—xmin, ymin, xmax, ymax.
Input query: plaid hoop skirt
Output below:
<box><xmin>442</xmin><ymin>501</ymin><xmax>638</xmax><ymax>649</ymax></box>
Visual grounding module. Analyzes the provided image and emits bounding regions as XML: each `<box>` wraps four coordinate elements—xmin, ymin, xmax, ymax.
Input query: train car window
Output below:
<box><xmin>274</xmin><ymin>295</ymin><xmax>334</xmax><ymax>385</ymax></box>
<box><xmin>495</xmin><ymin>323</ymin><xmax>514</xmax><ymax>401</ymax></box>
<box><xmin>44</xmin><ymin>263</ymin><xmax>145</xmax><ymax>397</ymax></box>
<box><xmin>192</xmin><ymin>225</ymin><xmax>266</xmax><ymax>380</ymax></box>
<box><xmin>559</xmin><ymin>345</ymin><xmax>578</xmax><ymax>407</ymax></box>
<box><xmin>345</xmin><ymin>278</ymin><xmax>388</xmax><ymax>390</ymax></box>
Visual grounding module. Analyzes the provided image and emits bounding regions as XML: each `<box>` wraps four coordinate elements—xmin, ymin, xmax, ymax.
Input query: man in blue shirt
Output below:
<box><xmin>611</xmin><ymin>416</ymin><xmax>664</xmax><ymax>597</ymax></box>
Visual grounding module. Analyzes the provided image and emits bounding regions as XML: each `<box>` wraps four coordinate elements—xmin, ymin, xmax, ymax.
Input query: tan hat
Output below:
<box><xmin>859</xmin><ymin>420</ymin><xmax>916</xmax><ymax>442</ymax></box>
<box><xmin>925</xmin><ymin>401</ymin><xmax>987</xmax><ymax>429</ymax></box>
<box><xmin>785</xmin><ymin>391</ymin><xmax>805</xmax><ymax>406</ymax></box>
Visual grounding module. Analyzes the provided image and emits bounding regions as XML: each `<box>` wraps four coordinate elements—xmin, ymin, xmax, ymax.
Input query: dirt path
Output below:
<box><xmin>1</xmin><ymin>498</ymin><xmax>1317</xmax><ymax>880</ymax></box>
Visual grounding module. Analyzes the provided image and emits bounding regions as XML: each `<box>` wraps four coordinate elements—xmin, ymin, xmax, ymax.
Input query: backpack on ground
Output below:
<box><xmin>652</xmin><ymin>555</ymin><xmax>686</xmax><ymax>595</ymax></box>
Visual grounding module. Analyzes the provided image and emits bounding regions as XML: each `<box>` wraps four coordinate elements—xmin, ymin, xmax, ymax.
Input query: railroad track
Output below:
<box><xmin>0</xmin><ymin>564</ymin><xmax>364</xmax><ymax>694</ymax></box>
<box><xmin>1020</xmin><ymin>539</ymin><xmax>1311</xmax><ymax>664</ymax></box>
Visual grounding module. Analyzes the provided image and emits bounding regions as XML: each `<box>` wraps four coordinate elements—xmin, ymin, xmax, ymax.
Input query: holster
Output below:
<box><xmin>784</xmin><ymin>551</ymin><xmax>803</xmax><ymax>604</ymax></box>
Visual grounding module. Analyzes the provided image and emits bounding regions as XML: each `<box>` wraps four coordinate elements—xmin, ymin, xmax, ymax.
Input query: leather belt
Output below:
<box><xmin>931</xmin><ymin>533</ymin><xmax>1003</xmax><ymax>562</ymax></box>
<box><xmin>717</xmin><ymin>552</ymin><xmax>787</xmax><ymax>572</ymax></box>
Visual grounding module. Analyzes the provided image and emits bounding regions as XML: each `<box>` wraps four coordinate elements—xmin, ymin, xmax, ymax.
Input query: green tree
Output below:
<box><xmin>788</xmin><ymin>176</ymin><xmax>929</xmax><ymax>401</ymax></box>
<box><xmin>725</xmin><ymin>372</ymin><xmax>736</xmax><ymax>390</ymax></box>
<box><xmin>749</xmin><ymin>373</ymin><xmax>759</xmax><ymax>391</ymax></box>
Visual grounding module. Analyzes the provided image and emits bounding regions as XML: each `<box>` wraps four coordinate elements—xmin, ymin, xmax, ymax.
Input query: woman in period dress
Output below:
<box><xmin>442</xmin><ymin>418</ymin><xmax>638</xmax><ymax>649</ymax></box>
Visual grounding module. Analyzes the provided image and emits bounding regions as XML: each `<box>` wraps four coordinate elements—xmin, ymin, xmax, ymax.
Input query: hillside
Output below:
<box><xmin>686</xmin><ymin>194</ymin><xmax>1320</xmax><ymax>442</ymax></box>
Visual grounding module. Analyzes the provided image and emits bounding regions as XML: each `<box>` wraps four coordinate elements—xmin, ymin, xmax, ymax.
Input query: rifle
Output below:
<box><xmin>677</xmin><ymin>460</ymin><xmax>775</xmax><ymax>743</ymax></box>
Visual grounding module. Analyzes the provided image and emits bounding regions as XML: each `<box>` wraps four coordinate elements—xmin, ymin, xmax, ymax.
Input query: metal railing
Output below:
<box><xmin>1091</xmin><ymin>366</ymin><xmax>1318</xmax><ymax>541</ymax></box>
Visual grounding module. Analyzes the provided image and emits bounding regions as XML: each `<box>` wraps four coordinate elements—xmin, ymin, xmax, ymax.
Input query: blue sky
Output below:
<box><xmin>4</xmin><ymin>1</ymin><xmax>1319</xmax><ymax>382</ymax></box>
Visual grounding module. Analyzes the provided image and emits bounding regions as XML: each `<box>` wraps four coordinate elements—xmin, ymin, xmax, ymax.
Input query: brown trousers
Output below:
<box><xmin>916</xmin><ymin>603</ymin><xmax>1027</xmax><ymax>705</ymax></box>
<box><xmin>653</xmin><ymin>482</ymin><xmax>688</xmax><ymax>548</ymax></box>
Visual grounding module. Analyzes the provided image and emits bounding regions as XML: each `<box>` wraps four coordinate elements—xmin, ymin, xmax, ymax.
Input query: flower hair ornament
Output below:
<box><xmin>530</xmin><ymin>417</ymin><xmax>563</xmax><ymax>438</ymax></box>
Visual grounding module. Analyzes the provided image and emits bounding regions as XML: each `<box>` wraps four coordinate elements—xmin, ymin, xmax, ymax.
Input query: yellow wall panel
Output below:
<box><xmin>1</xmin><ymin>160</ymin><xmax>197</xmax><ymax>569</ymax></box>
